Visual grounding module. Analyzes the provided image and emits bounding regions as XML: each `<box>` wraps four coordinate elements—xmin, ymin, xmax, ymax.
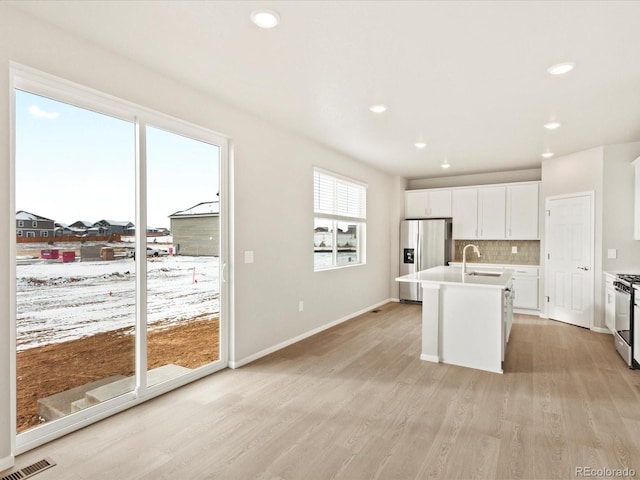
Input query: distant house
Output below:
<box><xmin>146</xmin><ymin>227</ymin><xmax>169</xmax><ymax>236</ymax></box>
<box><xmin>169</xmin><ymin>201</ymin><xmax>219</xmax><ymax>256</ymax></box>
<box><xmin>15</xmin><ymin>211</ymin><xmax>55</xmax><ymax>239</ymax></box>
<box><xmin>69</xmin><ymin>220</ymin><xmax>93</xmax><ymax>231</ymax></box>
<box><xmin>54</xmin><ymin>222</ymin><xmax>87</xmax><ymax>237</ymax></box>
<box><xmin>91</xmin><ymin>220</ymin><xmax>135</xmax><ymax>236</ymax></box>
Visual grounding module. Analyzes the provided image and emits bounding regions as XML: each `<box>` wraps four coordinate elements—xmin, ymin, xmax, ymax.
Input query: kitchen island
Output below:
<box><xmin>396</xmin><ymin>265</ymin><xmax>513</xmax><ymax>374</ymax></box>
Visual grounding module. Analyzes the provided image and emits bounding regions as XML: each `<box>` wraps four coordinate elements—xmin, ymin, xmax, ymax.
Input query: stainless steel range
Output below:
<box><xmin>613</xmin><ymin>274</ymin><xmax>640</xmax><ymax>368</ymax></box>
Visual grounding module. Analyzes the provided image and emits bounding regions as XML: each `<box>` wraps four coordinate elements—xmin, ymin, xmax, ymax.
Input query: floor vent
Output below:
<box><xmin>1</xmin><ymin>458</ymin><xmax>56</xmax><ymax>480</ymax></box>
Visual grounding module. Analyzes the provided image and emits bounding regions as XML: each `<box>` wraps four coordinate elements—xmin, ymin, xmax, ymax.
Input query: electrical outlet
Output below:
<box><xmin>511</xmin><ymin>246</ymin><xmax>518</xmax><ymax>254</ymax></box>
<box><xmin>244</xmin><ymin>250</ymin><xmax>254</xmax><ymax>264</ymax></box>
<box><xmin>298</xmin><ymin>300</ymin><xmax>304</xmax><ymax>312</ymax></box>
<box><xmin>608</xmin><ymin>249</ymin><xmax>617</xmax><ymax>259</ymax></box>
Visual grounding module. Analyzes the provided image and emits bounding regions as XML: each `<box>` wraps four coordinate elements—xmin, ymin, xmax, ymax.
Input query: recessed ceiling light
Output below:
<box><xmin>547</xmin><ymin>62</ymin><xmax>575</xmax><ymax>75</ymax></box>
<box><xmin>369</xmin><ymin>104</ymin><xmax>387</xmax><ymax>114</ymax></box>
<box><xmin>414</xmin><ymin>142</ymin><xmax>427</xmax><ymax>149</ymax></box>
<box><xmin>441</xmin><ymin>159</ymin><xmax>451</xmax><ymax>169</ymax></box>
<box><xmin>544</xmin><ymin>121</ymin><xmax>562</xmax><ymax>130</ymax></box>
<box><xmin>250</xmin><ymin>9</ymin><xmax>280</xmax><ymax>29</ymax></box>
<box><xmin>541</xmin><ymin>152</ymin><xmax>554</xmax><ymax>158</ymax></box>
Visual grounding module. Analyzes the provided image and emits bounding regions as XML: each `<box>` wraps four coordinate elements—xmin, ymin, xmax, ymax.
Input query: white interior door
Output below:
<box><xmin>545</xmin><ymin>193</ymin><xmax>594</xmax><ymax>328</ymax></box>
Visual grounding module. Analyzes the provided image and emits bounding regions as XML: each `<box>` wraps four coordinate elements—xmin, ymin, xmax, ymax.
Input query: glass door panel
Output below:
<box><xmin>145</xmin><ymin>126</ymin><xmax>221</xmax><ymax>387</ymax></box>
<box><xmin>15</xmin><ymin>90</ymin><xmax>136</xmax><ymax>432</ymax></box>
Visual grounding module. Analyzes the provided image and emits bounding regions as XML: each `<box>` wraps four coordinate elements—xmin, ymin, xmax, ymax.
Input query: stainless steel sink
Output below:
<box><xmin>466</xmin><ymin>271</ymin><xmax>503</xmax><ymax>277</ymax></box>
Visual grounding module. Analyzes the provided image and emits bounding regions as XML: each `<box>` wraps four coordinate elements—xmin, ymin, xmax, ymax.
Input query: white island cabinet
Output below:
<box><xmin>396</xmin><ymin>266</ymin><xmax>513</xmax><ymax>374</ymax></box>
<box><xmin>449</xmin><ymin>262</ymin><xmax>538</xmax><ymax>312</ymax></box>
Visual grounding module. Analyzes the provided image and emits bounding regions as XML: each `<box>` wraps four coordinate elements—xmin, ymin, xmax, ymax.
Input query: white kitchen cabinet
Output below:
<box><xmin>605</xmin><ymin>273</ymin><xmax>616</xmax><ymax>333</ymax></box>
<box><xmin>478</xmin><ymin>186</ymin><xmax>506</xmax><ymax>239</ymax></box>
<box><xmin>409</xmin><ymin>181</ymin><xmax>539</xmax><ymax>240</ymax></box>
<box><xmin>511</xmin><ymin>267</ymin><xmax>539</xmax><ymax>310</ymax></box>
<box><xmin>448</xmin><ymin>262</ymin><xmax>539</xmax><ymax>312</ymax></box>
<box><xmin>634</xmin><ymin>286</ymin><xmax>640</xmax><ymax>365</ymax></box>
<box><xmin>633</xmin><ymin>157</ymin><xmax>640</xmax><ymax>240</ymax></box>
<box><xmin>405</xmin><ymin>189</ymin><xmax>452</xmax><ymax>218</ymax></box>
<box><xmin>452</xmin><ymin>188</ymin><xmax>478</xmax><ymax>238</ymax></box>
<box><xmin>506</xmin><ymin>183</ymin><xmax>539</xmax><ymax>239</ymax></box>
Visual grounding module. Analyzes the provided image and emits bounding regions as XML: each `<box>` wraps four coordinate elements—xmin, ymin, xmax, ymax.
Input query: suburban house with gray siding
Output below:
<box><xmin>169</xmin><ymin>201</ymin><xmax>219</xmax><ymax>256</ymax></box>
<box><xmin>53</xmin><ymin>222</ymin><xmax>87</xmax><ymax>237</ymax></box>
<box><xmin>15</xmin><ymin>211</ymin><xmax>55</xmax><ymax>239</ymax></box>
<box><xmin>90</xmin><ymin>220</ymin><xmax>134</xmax><ymax>236</ymax></box>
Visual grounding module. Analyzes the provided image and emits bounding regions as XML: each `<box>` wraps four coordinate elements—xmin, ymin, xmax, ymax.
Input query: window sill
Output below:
<box><xmin>314</xmin><ymin>262</ymin><xmax>365</xmax><ymax>272</ymax></box>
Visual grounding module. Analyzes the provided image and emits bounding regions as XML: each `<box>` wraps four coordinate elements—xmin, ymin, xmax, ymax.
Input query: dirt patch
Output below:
<box><xmin>16</xmin><ymin>318</ymin><xmax>219</xmax><ymax>432</ymax></box>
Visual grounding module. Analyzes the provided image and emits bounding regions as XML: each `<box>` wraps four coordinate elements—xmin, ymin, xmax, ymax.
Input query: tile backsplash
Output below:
<box><xmin>453</xmin><ymin>240</ymin><xmax>540</xmax><ymax>265</ymax></box>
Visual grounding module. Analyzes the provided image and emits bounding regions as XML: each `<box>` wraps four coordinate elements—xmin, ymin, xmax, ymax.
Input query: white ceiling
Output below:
<box><xmin>9</xmin><ymin>0</ymin><xmax>640</xmax><ymax>179</ymax></box>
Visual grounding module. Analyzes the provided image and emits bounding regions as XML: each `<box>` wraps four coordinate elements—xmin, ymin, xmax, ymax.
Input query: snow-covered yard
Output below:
<box><xmin>16</xmin><ymin>255</ymin><xmax>220</xmax><ymax>351</ymax></box>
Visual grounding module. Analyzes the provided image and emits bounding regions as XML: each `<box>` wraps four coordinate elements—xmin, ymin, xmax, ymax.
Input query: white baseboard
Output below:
<box><xmin>591</xmin><ymin>326</ymin><xmax>612</xmax><ymax>334</ymax></box>
<box><xmin>229</xmin><ymin>298</ymin><xmax>394</xmax><ymax>369</ymax></box>
<box><xmin>0</xmin><ymin>455</ymin><xmax>15</xmax><ymax>472</ymax></box>
<box><xmin>420</xmin><ymin>354</ymin><xmax>439</xmax><ymax>363</ymax></box>
<box><xmin>514</xmin><ymin>308</ymin><xmax>540</xmax><ymax>315</ymax></box>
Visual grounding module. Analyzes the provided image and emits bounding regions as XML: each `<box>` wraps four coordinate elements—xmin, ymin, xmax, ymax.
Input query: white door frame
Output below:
<box><xmin>544</xmin><ymin>191</ymin><xmax>595</xmax><ymax>328</ymax></box>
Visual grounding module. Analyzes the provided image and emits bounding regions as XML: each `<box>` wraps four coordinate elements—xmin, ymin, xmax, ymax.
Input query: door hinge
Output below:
<box><xmin>547</xmin><ymin>253</ymin><xmax>550</xmax><ymax>260</ymax></box>
<box><xmin>545</xmin><ymin>296</ymin><xmax>550</xmax><ymax>303</ymax></box>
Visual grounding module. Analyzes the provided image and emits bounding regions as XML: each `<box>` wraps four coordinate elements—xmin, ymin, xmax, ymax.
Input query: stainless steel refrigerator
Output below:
<box><xmin>399</xmin><ymin>218</ymin><xmax>453</xmax><ymax>302</ymax></box>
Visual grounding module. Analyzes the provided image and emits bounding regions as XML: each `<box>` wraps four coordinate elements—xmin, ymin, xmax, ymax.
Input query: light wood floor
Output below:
<box><xmin>8</xmin><ymin>302</ymin><xmax>640</xmax><ymax>479</ymax></box>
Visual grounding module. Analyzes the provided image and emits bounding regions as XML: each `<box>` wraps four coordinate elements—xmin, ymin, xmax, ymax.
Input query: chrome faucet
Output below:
<box><xmin>462</xmin><ymin>244</ymin><xmax>481</xmax><ymax>277</ymax></box>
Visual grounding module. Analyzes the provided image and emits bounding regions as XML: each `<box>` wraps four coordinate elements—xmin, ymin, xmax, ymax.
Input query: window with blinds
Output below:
<box><xmin>313</xmin><ymin>168</ymin><xmax>366</xmax><ymax>270</ymax></box>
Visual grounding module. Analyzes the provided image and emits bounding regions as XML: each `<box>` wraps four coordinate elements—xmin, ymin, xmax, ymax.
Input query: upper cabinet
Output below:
<box><xmin>633</xmin><ymin>157</ymin><xmax>640</xmax><ymax>240</ymax></box>
<box><xmin>478</xmin><ymin>186</ymin><xmax>506</xmax><ymax>239</ymax></box>
<box><xmin>506</xmin><ymin>183</ymin><xmax>539</xmax><ymax>239</ymax></box>
<box><xmin>405</xmin><ymin>189</ymin><xmax>452</xmax><ymax>218</ymax></box>
<box><xmin>408</xmin><ymin>181</ymin><xmax>540</xmax><ymax>240</ymax></box>
<box><xmin>452</xmin><ymin>188</ymin><xmax>478</xmax><ymax>238</ymax></box>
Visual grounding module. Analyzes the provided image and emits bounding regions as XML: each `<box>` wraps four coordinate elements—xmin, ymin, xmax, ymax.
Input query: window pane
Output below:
<box><xmin>15</xmin><ymin>90</ymin><xmax>136</xmax><ymax>432</ymax></box>
<box><xmin>146</xmin><ymin>126</ymin><xmax>221</xmax><ymax>387</ymax></box>
<box><xmin>336</xmin><ymin>222</ymin><xmax>359</xmax><ymax>266</ymax></box>
<box><xmin>314</xmin><ymin>218</ymin><xmax>334</xmax><ymax>269</ymax></box>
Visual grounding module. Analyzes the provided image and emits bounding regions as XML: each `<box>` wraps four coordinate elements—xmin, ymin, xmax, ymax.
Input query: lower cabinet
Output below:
<box><xmin>512</xmin><ymin>273</ymin><xmax>538</xmax><ymax>310</ymax></box>
<box><xmin>449</xmin><ymin>262</ymin><xmax>539</xmax><ymax>311</ymax></box>
<box><xmin>605</xmin><ymin>273</ymin><xmax>616</xmax><ymax>333</ymax></box>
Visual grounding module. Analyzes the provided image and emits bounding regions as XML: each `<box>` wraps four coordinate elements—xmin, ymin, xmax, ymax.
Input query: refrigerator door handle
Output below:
<box><xmin>416</xmin><ymin>232</ymin><xmax>420</xmax><ymax>273</ymax></box>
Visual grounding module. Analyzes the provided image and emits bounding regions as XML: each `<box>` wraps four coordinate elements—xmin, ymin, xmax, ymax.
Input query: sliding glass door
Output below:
<box><xmin>13</xmin><ymin>69</ymin><xmax>228</xmax><ymax>448</ymax></box>
<box><xmin>15</xmin><ymin>90</ymin><xmax>137</xmax><ymax>432</ymax></box>
<box><xmin>145</xmin><ymin>126</ymin><xmax>221</xmax><ymax>386</ymax></box>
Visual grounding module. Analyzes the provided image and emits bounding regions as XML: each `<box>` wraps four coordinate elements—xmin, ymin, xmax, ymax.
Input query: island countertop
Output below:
<box><xmin>396</xmin><ymin>265</ymin><xmax>513</xmax><ymax>289</ymax></box>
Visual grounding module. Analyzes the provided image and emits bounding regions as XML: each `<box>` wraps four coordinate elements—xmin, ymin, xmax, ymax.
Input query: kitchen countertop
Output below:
<box><xmin>396</xmin><ymin>265</ymin><xmax>513</xmax><ymax>289</ymax></box>
<box><xmin>604</xmin><ymin>270</ymin><xmax>640</xmax><ymax>276</ymax></box>
<box><xmin>449</xmin><ymin>262</ymin><xmax>539</xmax><ymax>269</ymax></box>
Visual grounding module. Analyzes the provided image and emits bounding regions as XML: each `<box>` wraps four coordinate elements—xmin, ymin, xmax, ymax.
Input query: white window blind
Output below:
<box><xmin>314</xmin><ymin>169</ymin><xmax>366</xmax><ymax>220</ymax></box>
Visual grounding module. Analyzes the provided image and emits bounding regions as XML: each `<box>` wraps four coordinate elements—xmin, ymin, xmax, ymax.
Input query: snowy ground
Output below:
<box><xmin>16</xmin><ymin>255</ymin><xmax>220</xmax><ymax>351</ymax></box>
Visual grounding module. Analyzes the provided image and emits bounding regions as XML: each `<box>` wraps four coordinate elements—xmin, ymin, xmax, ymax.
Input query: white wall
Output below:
<box><xmin>407</xmin><ymin>168</ymin><xmax>541</xmax><ymax>190</ymax></box>
<box><xmin>0</xmin><ymin>4</ymin><xmax>398</xmax><ymax>467</ymax></box>
<box><xmin>541</xmin><ymin>146</ymin><xmax>604</xmax><ymax>328</ymax></box>
<box><xmin>541</xmin><ymin>142</ymin><xmax>640</xmax><ymax>331</ymax></box>
<box><xmin>388</xmin><ymin>175</ymin><xmax>407</xmax><ymax>299</ymax></box>
<box><xmin>602</xmin><ymin>142</ymin><xmax>640</xmax><ymax>271</ymax></box>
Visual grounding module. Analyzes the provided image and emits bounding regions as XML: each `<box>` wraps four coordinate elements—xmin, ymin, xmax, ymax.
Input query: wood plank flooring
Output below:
<box><xmin>8</xmin><ymin>302</ymin><xmax>640</xmax><ymax>479</ymax></box>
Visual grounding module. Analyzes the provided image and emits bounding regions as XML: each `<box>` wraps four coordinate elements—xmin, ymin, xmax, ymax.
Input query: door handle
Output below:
<box><xmin>577</xmin><ymin>266</ymin><xmax>590</xmax><ymax>271</ymax></box>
